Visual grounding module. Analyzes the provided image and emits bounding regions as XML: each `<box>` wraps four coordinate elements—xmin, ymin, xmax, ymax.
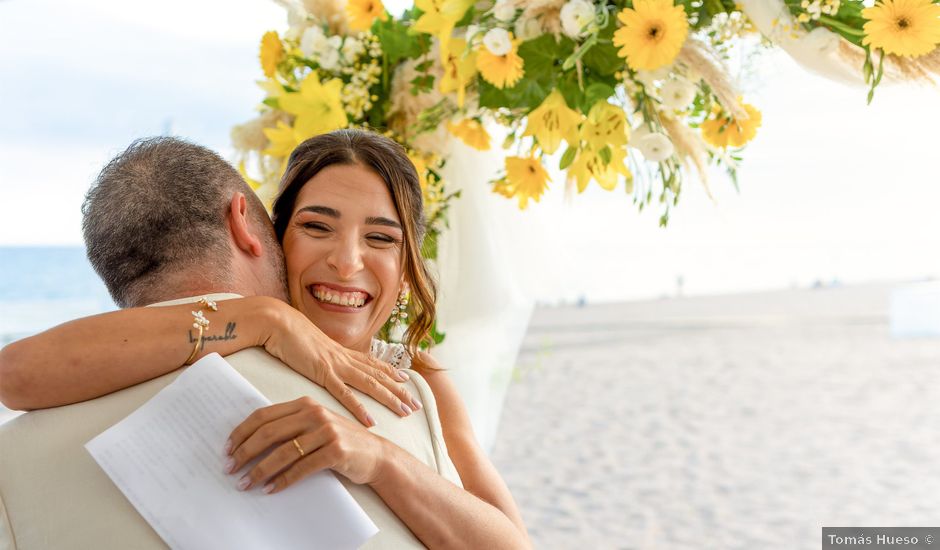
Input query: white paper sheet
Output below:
<box><xmin>85</xmin><ymin>353</ymin><xmax>378</xmax><ymax>550</ymax></box>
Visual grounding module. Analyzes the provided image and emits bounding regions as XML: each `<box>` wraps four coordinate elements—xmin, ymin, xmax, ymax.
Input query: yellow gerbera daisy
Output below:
<box><xmin>476</xmin><ymin>37</ymin><xmax>525</xmax><ymax>89</ymax></box>
<box><xmin>700</xmin><ymin>102</ymin><xmax>762</xmax><ymax>149</ymax></box>
<box><xmin>523</xmin><ymin>90</ymin><xmax>582</xmax><ymax>154</ymax></box>
<box><xmin>504</xmin><ymin>155</ymin><xmax>551</xmax><ymax>209</ymax></box>
<box><xmin>448</xmin><ymin>118</ymin><xmax>491</xmax><ymax>150</ymax></box>
<box><xmin>613</xmin><ymin>0</ymin><xmax>689</xmax><ymax>71</ymax></box>
<box><xmin>259</xmin><ymin>31</ymin><xmax>285</xmax><ymax>78</ymax></box>
<box><xmin>862</xmin><ymin>0</ymin><xmax>940</xmax><ymax>57</ymax></box>
<box><xmin>346</xmin><ymin>0</ymin><xmax>389</xmax><ymax>32</ymax></box>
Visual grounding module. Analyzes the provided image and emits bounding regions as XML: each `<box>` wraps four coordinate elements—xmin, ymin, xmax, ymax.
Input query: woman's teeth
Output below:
<box><xmin>313</xmin><ymin>287</ymin><xmax>367</xmax><ymax>307</ymax></box>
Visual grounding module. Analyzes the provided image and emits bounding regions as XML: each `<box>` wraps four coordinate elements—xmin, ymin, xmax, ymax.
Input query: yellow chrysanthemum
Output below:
<box><xmin>613</xmin><ymin>0</ymin><xmax>689</xmax><ymax>71</ymax></box>
<box><xmin>504</xmin><ymin>155</ymin><xmax>551</xmax><ymax>209</ymax></box>
<box><xmin>279</xmin><ymin>73</ymin><xmax>348</xmax><ymax>141</ymax></box>
<box><xmin>476</xmin><ymin>37</ymin><xmax>525</xmax><ymax>89</ymax></box>
<box><xmin>568</xmin><ymin>146</ymin><xmax>632</xmax><ymax>193</ymax></box>
<box><xmin>439</xmin><ymin>38</ymin><xmax>478</xmax><ymax>108</ymax></box>
<box><xmin>346</xmin><ymin>0</ymin><xmax>388</xmax><ymax>32</ymax></box>
<box><xmin>523</xmin><ymin>90</ymin><xmax>582</xmax><ymax>154</ymax></box>
<box><xmin>414</xmin><ymin>0</ymin><xmax>474</xmax><ymax>44</ymax></box>
<box><xmin>700</xmin><ymin>102</ymin><xmax>762</xmax><ymax>149</ymax></box>
<box><xmin>263</xmin><ymin>120</ymin><xmax>302</xmax><ymax>158</ymax></box>
<box><xmin>862</xmin><ymin>0</ymin><xmax>940</xmax><ymax>57</ymax></box>
<box><xmin>580</xmin><ymin>101</ymin><xmax>629</xmax><ymax>152</ymax></box>
<box><xmin>448</xmin><ymin>118</ymin><xmax>491</xmax><ymax>150</ymax></box>
<box><xmin>260</xmin><ymin>31</ymin><xmax>285</xmax><ymax>78</ymax></box>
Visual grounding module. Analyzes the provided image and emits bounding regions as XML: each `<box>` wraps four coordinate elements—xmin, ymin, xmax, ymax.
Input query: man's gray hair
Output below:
<box><xmin>82</xmin><ymin>136</ymin><xmax>267</xmax><ymax>307</ymax></box>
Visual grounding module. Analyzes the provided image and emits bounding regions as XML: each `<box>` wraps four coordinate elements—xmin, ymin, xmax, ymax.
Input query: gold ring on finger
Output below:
<box><xmin>292</xmin><ymin>438</ymin><xmax>305</xmax><ymax>458</ymax></box>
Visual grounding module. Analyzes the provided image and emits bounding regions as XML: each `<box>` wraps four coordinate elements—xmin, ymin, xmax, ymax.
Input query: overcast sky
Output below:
<box><xmin>1</xmin><ymin>0</ymin><xmax>939</xmax><ymax>301</ymax></box>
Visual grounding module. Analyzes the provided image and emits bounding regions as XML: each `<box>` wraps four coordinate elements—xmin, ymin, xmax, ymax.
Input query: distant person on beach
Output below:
<box><xmin>0</xmin><ymin>131</ymin><xmax>529</xmax><ymax>548</ymax></box>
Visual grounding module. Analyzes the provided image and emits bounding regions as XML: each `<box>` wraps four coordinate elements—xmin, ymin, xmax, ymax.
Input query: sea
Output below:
<box><xmin>0</xmin><ymin>246</ymin><xmax>115</xmax><ymax>345</ymax></box>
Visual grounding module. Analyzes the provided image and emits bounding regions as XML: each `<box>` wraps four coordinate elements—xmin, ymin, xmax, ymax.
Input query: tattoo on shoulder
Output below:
<box><xmin>188</xmin><ymin>322</ymin><xmax>238</xmax><ymax>350</ymax></box>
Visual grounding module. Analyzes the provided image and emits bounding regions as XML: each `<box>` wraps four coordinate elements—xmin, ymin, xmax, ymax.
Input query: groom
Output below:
<box><xmin>0</xmin><ymin>137</ymin><xmax>456</xmax><ymax>549</ymax></box>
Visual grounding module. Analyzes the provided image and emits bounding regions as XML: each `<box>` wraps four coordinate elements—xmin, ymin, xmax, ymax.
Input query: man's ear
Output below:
<box><xmin>228</xmin><ymin>192</ymin><xmax>263</xmax><ymax>258</ymax></box>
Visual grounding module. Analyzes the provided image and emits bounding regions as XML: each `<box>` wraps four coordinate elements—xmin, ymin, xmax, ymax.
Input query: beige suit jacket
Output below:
<box><xmin>0</xmin><ymin>294</ymin><xmax>461</xmax><ymax>549</ymax></box>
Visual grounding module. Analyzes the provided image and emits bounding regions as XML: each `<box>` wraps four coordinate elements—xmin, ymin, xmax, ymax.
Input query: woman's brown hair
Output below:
<box><xmin>272</xmin><ymin>129</ymin><xmax>437</xmax><ymax>356</ymax></box>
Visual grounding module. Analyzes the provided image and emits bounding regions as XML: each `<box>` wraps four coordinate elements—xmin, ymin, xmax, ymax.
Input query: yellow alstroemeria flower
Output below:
<box><xmin>522</xmin><ymin>90</ymin><xmax>582</xmax><ymax>155</ymax></box>
<box><xmin>504</xmin><ymin>155</ymin><xmax>551</xmax><ymax>209</ymax></box>
<box><xmin>260</xmin><ymin>31</ymin><xmax>285</xmax><ymax>78</ymax></box>
<box><xmin>580</xmin><ymin>101</ymin><xmax>629</xmax><ymax>152</ymax></box>
<box><xmin>279</xmin><ymin>73</ymin><xmax>349</xmax><ymax>141</ymax></box>
<box><xmin>346</xmin><ymin>0</ymin><xmax>389</xmax><ymax>32</ymax></box>
<box><xmin>439</xmin><ymin>38</ymin><xmax>478</xmax><ymax>108</ymax></box>
<box><xmin>700</xmin><ymin>102</ymin><xmax>762</xmax><ymax>149</ymax></box>
<box><xmin>447</xmin><ymin>118</ymin><xmax>491</xmax><ymax>150</ymax></box>
<box><xmin>414</xmin><ymin>0</ymin><xmax>474</xmax><ymax>44</ymax></box>
<box><xmin>568</xmin><ymin>146</ymin><xmax>632</xmax><ymax>193</ymax></box>
<box><xmin>263</xmin><ymin>120</ymin><xmax>302</xmax><ymax>158</ymax></box>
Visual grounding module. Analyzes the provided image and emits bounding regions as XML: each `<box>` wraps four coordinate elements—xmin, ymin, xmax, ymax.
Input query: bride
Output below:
<box><xmin>0</xmin><ymin>129</ymin><xmax>530</xmax><ymax>548</ymax></box>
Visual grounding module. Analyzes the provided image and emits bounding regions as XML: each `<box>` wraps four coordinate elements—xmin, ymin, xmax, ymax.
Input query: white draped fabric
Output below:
<box><xmin>428</xmin><ymin>137</ymin><xmax>556</xmax><ymax>452</ymax></box>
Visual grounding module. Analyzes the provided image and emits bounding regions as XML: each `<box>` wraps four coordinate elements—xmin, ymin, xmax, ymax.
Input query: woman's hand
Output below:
<box><xmin>261</xmin><ymin>301</ymin><xmax>421</xmax><ymax>427</ymax></box>
<box><xmin>224</xmin><ymin>397</ymin><xmax>390</xmax><ymax>493</ymax></box>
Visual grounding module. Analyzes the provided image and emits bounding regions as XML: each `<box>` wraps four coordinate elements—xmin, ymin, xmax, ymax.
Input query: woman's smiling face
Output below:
<box><xmin>282</xmin><ymin>163</ymin><xmax>405</xmax><ymax>353</ymax></box>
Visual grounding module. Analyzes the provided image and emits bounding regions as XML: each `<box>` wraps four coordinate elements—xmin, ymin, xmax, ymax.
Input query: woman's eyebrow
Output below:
<box><xmin>365</xmin><ymin>216</ymin><xmax>402</xmax><ymax>229</ymax></box>
<box><xmin>297</xmin><ymin>205</ymin><xmax>340</xmax><ymax>218</ymax></box>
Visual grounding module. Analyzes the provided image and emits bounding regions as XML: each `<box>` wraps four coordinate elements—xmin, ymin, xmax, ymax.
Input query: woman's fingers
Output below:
<box><xmin>226</xmin><ymin>399</ymin><xmax>304</xmax><ymax>456</ymax></box>
<box><xmin>263</xmin><ymin>444</ymin><xmax>338</xmax><ymax>494</ymax></box>
<box><xmin>343</xmin><ymin>366</ymin><xmax>416</xmax><ymax>418</ymax></box>
<box><xmin>238</xmin><ymin>427</ymin><xmax>332</xmax><ymax>491</ymax></box>
<box><xmin>324</xmin><ymin>372</ymin><xmax>375</xmax><ymax>427</ymax></box>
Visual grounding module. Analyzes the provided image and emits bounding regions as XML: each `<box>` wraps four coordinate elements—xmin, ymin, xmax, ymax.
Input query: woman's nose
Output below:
<box><xmin>326</xmin><ymin>239</ymin><xmax>365</xmax><ymax>279</ymax></box>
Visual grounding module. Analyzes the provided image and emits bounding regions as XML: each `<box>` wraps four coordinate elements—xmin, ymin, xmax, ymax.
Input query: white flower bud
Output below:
<box><xmin>560</xmin><ymin>0</ymin><xmax>595</xmax><ymax>38</ymax></box>
<box><xmin>493</xmin><ymin>1</ymin><xmax>516</xmax><ymax>22</ymax></box>
<box><xmin>483</xmin><ymin>28</ymin><xmax>513</xmax><ymax>56</ymax></box>
<box><xmin>514</xmin><ymin>16</ymin><xmax>542</xmax><ymax>41</ymax></box>
<box><xmin>660</xmin><ymin>78</ymin><xmax>696</xmax><ymax>110</ymax></box>
<box><xmin>635</xmin><ymin>132</ymin><xmax>674</xmax><ymax>162</ymax></box>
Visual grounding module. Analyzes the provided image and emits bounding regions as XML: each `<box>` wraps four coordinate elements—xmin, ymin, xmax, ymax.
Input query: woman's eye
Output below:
<box><xmin>367</xmin><ymin>234</ymin><xmax>397</xmax><ymax>244</ymax></box>
<box><xmin>302</xmin><ymin>222</ymin><xmax>330</xmax><ymax>232</ymax></box>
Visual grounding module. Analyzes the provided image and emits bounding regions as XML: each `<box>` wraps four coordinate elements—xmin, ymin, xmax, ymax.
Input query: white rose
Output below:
<box><xmin>300</xmin><ymin>26</ymin><xmax>327</xmax><ymax>58</ymax></box>
<box><xmin>319</xmin><ymin>48</ymin><xmax>341</xmax><ymax>70</ymax></box>
<box><xmin>635</xmin><ymin>132</ymin><xmax>674</xmax><ymax>162</ymax></box>
<box><xmin>342</xmin><ymin>36</ymin><xmax>365</xmax><ymax>60</ymax></box>
<box><xmin>483</xmin><ymin>28</ymin><xmax>513</xmax><ymax>56</ymax></box>
<box><xmin>560</xmin><ymin>0</ymin><xmax>595</xmax><ymax>38</ymax></box>
<box><xmin>514</xmin><ymin>16</ymin><xmax>542</xmax><ymax>41</ymax></box>
<box><xmin>660</xmin><ymin>78</ymin><xmax>696</xmax><ymax>110</ymax></box>
<box><xmin>493</xmin><ymin>1</ymin><xmax>516</xmax><ymax>22</ymax></box>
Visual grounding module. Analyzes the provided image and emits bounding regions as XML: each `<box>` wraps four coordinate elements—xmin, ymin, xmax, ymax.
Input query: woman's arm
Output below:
<box><xmin>226</xmin><ymin>352</ymin><xmax>530</xmax><ymax>549</ymax></box>
<box><xmin>0</xmin><ymin>296</ymin><xmax>416</xmax><ymax>426</ymax></box>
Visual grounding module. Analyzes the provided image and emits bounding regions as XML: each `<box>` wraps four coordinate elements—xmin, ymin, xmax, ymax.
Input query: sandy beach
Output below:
<box><xmin>489</xmin><ymin>284</ymin><xmax>940</xmax><ymax>548</ymax></box>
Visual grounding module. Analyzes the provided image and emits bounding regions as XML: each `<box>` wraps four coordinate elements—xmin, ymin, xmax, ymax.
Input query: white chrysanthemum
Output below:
<box><xmin>560</xmin><ymin>0</ymin><xmax>594</xmax><ymax>38</ymax></box>
<box><xmin>493</xmin><ymin>1</ymin><xmax>516</xmax><ymax>22</ymax></box>
<box><xmin>514</xmin><ymin>16</ymin><xmax>543</xmax><ymax>41</ymax></box>
<box><xmin>342</xmin><ymin>36</ymin><xmax>365</xmax><ymax>60</ymax></box>
<box><xmin>635</xmin><ymin>132</ymin><xmax>674</xmax><ymax>162</ymax></box>
<box><xmin>660</xmin><ymin>78</ymin><xmax>696</xmax><ymax>110</ymax></box>
<box><xmin>483</xmin><ymin>28</ymin><xmax>513</xmax><ymax>56</ymax></box>
<box><xmin>300</xmin><ymin>26</ymin><xmax>328</xmax><ymax>58</ymax></box>
<box><xmin>319</xmin><ymin>47</ymin><xmax>341</xmax><ymax>70</ymax></box>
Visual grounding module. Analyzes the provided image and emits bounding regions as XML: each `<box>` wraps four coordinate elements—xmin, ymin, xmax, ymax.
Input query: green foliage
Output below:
<box><xmin>479</xmin><ymin>34</ymin><xmax>575</xmax><ymax>111</ymax></box>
